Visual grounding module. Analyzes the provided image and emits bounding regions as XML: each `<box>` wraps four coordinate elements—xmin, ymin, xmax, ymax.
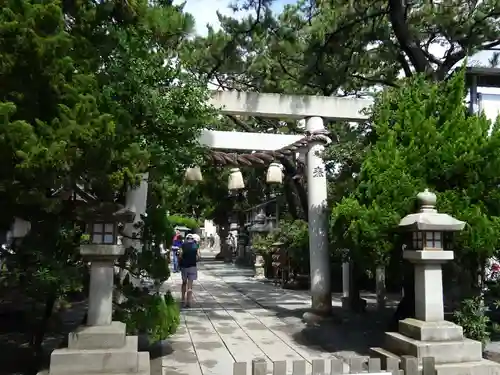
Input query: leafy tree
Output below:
<box><xmin>0</xmin><ymin>0</ymin><xmax>213</xmax><ymax>369</ymax></box>
<box><xmin>331</xmin><ymin>71</ymin><xmax>500</xmax><ymax>321</ymax></box>
<box><xmin>0</xmin><ymin>0</ymin><xmax>138</xmax><ymax>367</ymax></box>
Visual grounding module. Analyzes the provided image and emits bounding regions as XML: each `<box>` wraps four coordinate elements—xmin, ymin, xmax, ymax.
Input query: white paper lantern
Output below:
<box><xmin>266</xmin><ymin>162</ymin><xmax>283</xmax><ymax>184</ymax></box>
<box><xmin>228</xmin><ymin>168</ymin><xmax>245</xmax><ymax>190</ymax></box>
<box><xmin>11</xmin><ymin>217</ymin><xmax>31</xmax><ymax>238</ymax></box>
<box><xmin>184</xmin><ymin>166</ymin><xmax>203</xmax><ymax>182</ymax></box>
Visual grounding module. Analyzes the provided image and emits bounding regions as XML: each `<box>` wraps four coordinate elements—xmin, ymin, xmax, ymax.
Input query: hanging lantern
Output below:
<box><xmin>266</xmin><ymin>162</ymin><xmax>283</xmax><ymax>184</ymax></box>
<box><xmin>185</xmin><ymin>166</ymin><xmax>203</xmax><ymax>182</ymax></box>
<box><xmin>228</xmin><ymin>168</ymin><xmax>245</xmax><ymax>190</ymax></box>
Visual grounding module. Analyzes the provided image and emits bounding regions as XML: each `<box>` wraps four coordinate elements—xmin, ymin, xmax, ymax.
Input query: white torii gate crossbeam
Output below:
<box><xmin>199</xmin><ymin>130</ymin><xmax>304</xmax><ymax>151</ymax></box>
<box><xmin>209</xmin><ymin>91</ymin><xmax>373</xmax><ymax>121</ymax></box>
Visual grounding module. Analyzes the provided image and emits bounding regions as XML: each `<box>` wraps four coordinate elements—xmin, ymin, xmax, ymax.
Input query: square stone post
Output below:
<box><xmin>81</xmin><ymin>244</ymin><xmax>124</xmax><ymax>326</ymax></box>
<box><xmin>404</xmin><ymin>250</ymin><xmax>454</xmax><ymax>322</ymax></box>
<box><xmin>375</xmin><ymin>265</ymin><xmax>386</xmax><ymax>310</ymax></box>
<box><xmin>342</xmin><ymin>262</ymin><xmax>350</xmax><ymax>298</ymax></box>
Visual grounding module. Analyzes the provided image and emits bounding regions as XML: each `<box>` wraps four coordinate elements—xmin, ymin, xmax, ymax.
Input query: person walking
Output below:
<box><xmin>179</xmin><ymin>234</ymin><xmax>200</xmax><ymax>308</ymax></box>
<box><xmin>171</xmin><ymin>231</ymin><xmax>183</xmax><ymax>273</ymax></box>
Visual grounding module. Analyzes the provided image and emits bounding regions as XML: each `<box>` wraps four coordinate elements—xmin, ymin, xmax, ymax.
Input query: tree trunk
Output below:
<box><xmin>280</xmin><ymin>157</ymin><xmax>308</xmax><ymax>220</ymax></box>
<box><xmin>215</xmin><ymin>223</ymin><xmax>231</xmax><ymax>262</ymax></box>
<box><xmin>29</xmin><ymin>292</ymin><xmax>57</xmax><ymax>374</ymax></box>
<box><xmin>283</xmin><ymin>176</ymin><xmax>299</xmax><ymax>220</ymax></box>
<box><xmin>389</xmin><ymin>263</ymin><xmax>415</xmax><ymax>331</ymax></box>
<box><xmin>348</xmin><ymin>262</ymin><xmax>366</xmax><ymax>312</ymax></box>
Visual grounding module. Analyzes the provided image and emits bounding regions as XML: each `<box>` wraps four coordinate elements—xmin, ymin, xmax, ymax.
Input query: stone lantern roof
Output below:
<box><xmin>254</xmin><ymin>210</ymin><xmax>266</xmax><ymax>225</ymax></box>
<box><xmin>52</xmin><ymin>184</ymin><xmax>135</xmax><ymax>224</ymax></box>
<box><xmin>75</xmin><ymin>202</ymin><xmax>136</xmax><ymax>224</ymax></box>
<box><xmin>398</xmin><ymin>189</ymin><xmax>465</xmax><ymax>232</ymax></box>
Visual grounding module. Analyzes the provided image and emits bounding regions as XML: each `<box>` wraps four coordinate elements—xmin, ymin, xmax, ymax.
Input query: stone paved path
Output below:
<box><xmin>160</xmin><ymin>250</ymin><xmax>394</xmax><ymax>375</ymax></box>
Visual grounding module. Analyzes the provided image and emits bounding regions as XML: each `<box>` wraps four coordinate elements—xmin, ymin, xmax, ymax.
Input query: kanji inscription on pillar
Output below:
<box><xmin>312</xmin><ymin>166</ymin><xmax>324</xmax><ymax>178</ymax></box>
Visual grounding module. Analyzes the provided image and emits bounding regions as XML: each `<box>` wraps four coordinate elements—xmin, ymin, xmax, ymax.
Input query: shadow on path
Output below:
<box><xmin>197</xmin><ymin>256</ymin><xmax>399</xmax><ymax>358</ymax></box>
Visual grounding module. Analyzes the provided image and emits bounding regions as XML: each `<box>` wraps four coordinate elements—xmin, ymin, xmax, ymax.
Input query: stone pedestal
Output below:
<box><xmin>41</xmin><ymin>245</ymin><xmax>151</xmax><ymax>375</ymax></box>
<box><xmin>371</xmin><ymin>250</ymin><xmax>500</xmax><ymax>375</ymax></box>
<box><xmin>371</xmin><ymin>318</ymin><xmax>500</xmax><ymax>375</ymax></box>
<box><xmin>254</xmin><ymin>254</ymin><xmax>265</xmax><ymax>279</ymax></box>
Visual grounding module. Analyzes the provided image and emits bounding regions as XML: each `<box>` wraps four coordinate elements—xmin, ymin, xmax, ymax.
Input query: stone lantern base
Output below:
<box><xmin>40</xmin><ymin>322</ymin><xmax>150</xmax><ymax>375</ymax></box>
<box><xmin>254</xmin><ymin>254</ymin><xmax>266</xmax><ymax>279</ymax></box>
<box><xmin>371</xmin><ymin>318</ymin><xmax>500</xmax><ymax>375</ymax></box>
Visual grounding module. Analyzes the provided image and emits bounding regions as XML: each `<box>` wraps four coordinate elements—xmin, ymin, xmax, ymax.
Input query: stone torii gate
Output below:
<box><xmin>198</xmin><ymin>91</ymin><xmax>372</xmax><ymax>318</ymax></box>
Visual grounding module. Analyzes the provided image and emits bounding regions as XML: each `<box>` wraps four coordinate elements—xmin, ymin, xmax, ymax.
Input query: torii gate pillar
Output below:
<box><xmin>305</xmin><ymin>117</ymin><xmax>332</xmax><ymax>316</ymax></box>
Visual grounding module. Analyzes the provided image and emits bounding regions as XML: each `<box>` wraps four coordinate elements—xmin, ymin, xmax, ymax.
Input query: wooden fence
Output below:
<box><xmin>233</xmin><ymin>356</ymin><xmax>436</xmax><ymax>375</ymax></box>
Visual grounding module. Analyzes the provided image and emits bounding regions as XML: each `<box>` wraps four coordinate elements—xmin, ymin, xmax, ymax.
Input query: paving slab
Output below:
<box><xmin>161</xmin><ymin>251</ymin><xmax>350</xmax><ymax>375</ymax></box>
<box><xmin>205</xmin><ymin>309</ymin><xmax>273</xmax><ymax>373</ymax></box>
<box><xmin>162</xmin><ymin>317</ymin><xmax>202</xmax><ymax>375</ymax></box>
<box><xmin>184</xmin><ymin>310</ymin><xmax>235</xmax><ymax>375</ymax></box>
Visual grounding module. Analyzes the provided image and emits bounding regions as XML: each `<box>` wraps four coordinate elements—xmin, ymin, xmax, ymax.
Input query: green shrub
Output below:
<box><xmin>453</xmin><ymin>296</ymin><xmax>490</xmax><ymax>346</ymax></box>
<box><xmin>167</xmin><ymin>215</ymin><xmax>201</xmax><ymax>230</ymax></box>
<box><xmin>252</xmin><ymin>219</ymin><xmax>309</xmax><ymax>274</ymax></box>
<box><xmin>115</xmin><ymin>290</ymin><xmax>180</xmax><ymax>343</ymax></box>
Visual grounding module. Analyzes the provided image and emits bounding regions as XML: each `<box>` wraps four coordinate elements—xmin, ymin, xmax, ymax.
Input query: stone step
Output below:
<box><xmin>68</xmin><ymin>321</ymin><xmax>127</xmax><ymax>350</ymax></box>
<box><xmin>385</xmin><ymin>332</ymin><xmax>483</xmax><ymax>364</ymax></box>
<box><xmin>39</xmin><ymin>352</ymin><xmax>150</xmax><ymax>375</ymax></box>
<box><xmin>49</xmin><ymin>336</ymin><xmax>141</xmax><ymax>374</ymax></box>
<box><xmin>433</xmin><ymin>359</ymin><xmax>500</xmax><ymax>375</ymax></box>
<box><xmin>398</xmin><ymin>318</ymin><xmax>463</xmax><ymax>342</ymax></box>
<box><xmin>369</xmin><ymin>347</ymin><xmax>400</xmax><ymax>368</ymax></box>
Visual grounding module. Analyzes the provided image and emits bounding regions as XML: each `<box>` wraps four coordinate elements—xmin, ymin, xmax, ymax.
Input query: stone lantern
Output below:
<box><xmin>399</xmin><ymin>188</ymin><xmax>464</xmax><ymax>322</ymax></box>
<box><xmin>43</xmin><ymin>202</ymin><xmax>151</xmax><ymax>375</ymax></box>
<box><xmin>78</xmin><ymin>204</ymin><xmax>135</xmax><ymax>326</ymax></box>
<box><xmin>249</xmin><ymin>209</ymin><xmax>271</xmax><ymax>279</ymax></box>
<box><xmin>372</xmin><ymin>189</ymin><xmax>500</xmax><ymax>375</ymax></box>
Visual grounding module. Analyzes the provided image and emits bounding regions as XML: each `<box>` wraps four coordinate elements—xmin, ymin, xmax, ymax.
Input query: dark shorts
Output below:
<box><xmin>181</xmin><ymin>266</ymin><xmax>198</xmax><ymax>281</ymax></box>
